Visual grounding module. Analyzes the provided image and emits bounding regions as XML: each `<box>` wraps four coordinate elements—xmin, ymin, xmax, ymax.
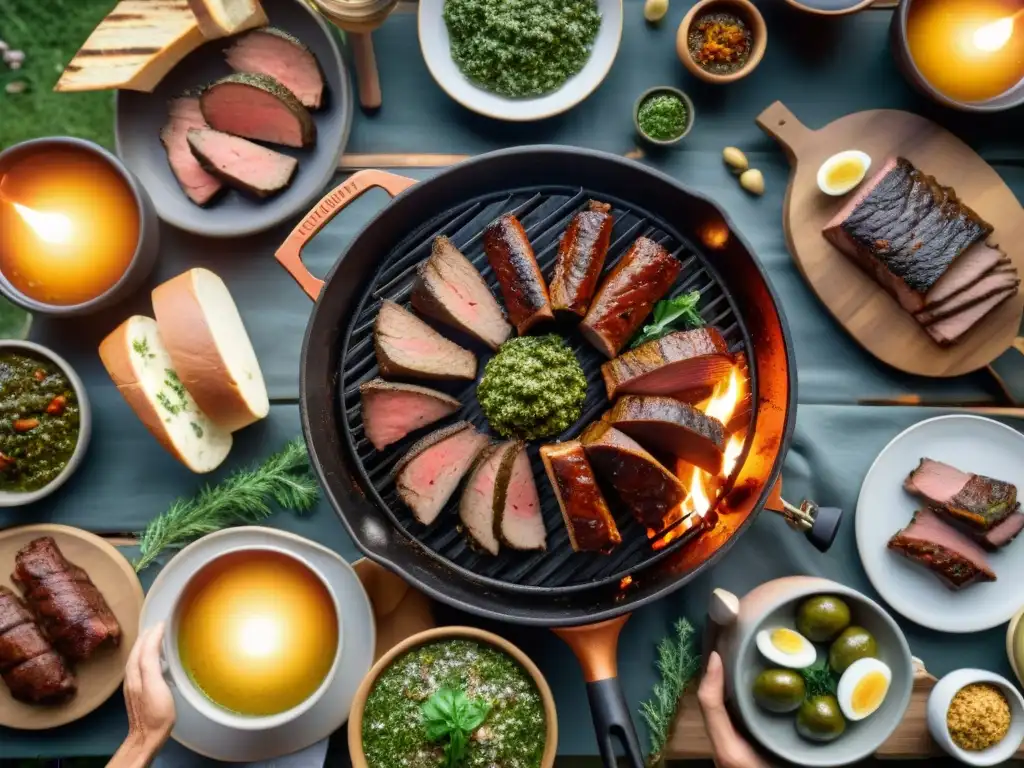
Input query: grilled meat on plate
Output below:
<box><xmin>459</xmin><ymin>442</ymin><xmax>517</xmax><ymax>556</ymax></box>
<box><xmin>374</xmin><ymin>301</ymin><xmax>477</xmax><ymax>381</ymax></box>
<box><xmin>887</xmin><ymin>508</ymin><xmax>996</xmax><ymax>590</ymax></box>
<box><xmin>904</xmin><ymin>458</ymin><xmax>1016</xmax><ymax>531</ymax></box>
<box><xmin>540</xmin><ymin>442</ymin><xmax>622</xmax><ymax>554</ymax></box>
<box><xmin>483</xmin><ymin>215</ymin><xmax>554</xmax><ymax>334</ymax></box>
<box><xmin>359</xmin><ymin>378</ymin><xmax>461</xmax><ymax>451</ymax></box>
<box><xmin>494</xmin><ymin>443</ymin><xmax>546</xmax><ymax>551</ymax></box>
<box><xmin>607</xmin><ymin>395</ymin><xmax>726</xmax><ymax>475</ymax></box>
<box><xmin>977</xmin><ymin>505</ymin><xmax>1024</xmax><ymax>551</ymax></box>
<box><xmin>160</xmin><ymin>95</ymin><xmax>223</xmax><ymax>206</ymax></box>
<box><xmin>200</xmin><ymin>73</ymin><xmax>316</xmax><ymax>149</ymax></box>
<box><xmin>549</xmin><ymin>200</ymin><xmax>614</xmax><ymax>317</ymax></box>
<box><xmin>187</xmin><ymin>128</ymin><xmax>298</xmax><ymax>199</ymax></box>
<box><xmin>0</xmin><ymin>585</ymin><xmax>76</xmax><ymax>705</ymax></box>
<box><xmin>601</xmin><ymin>327</ymin><xmax>733</xmax><ymax>400</ymax></box>
<box><xmin>225</xmin><ymin>28</ymin><xmax>325</xmax><ymax>110</ymax></box>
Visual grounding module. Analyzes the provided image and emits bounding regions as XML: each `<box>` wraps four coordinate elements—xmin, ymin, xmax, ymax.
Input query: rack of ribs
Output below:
<box><xmin>0</xmin><ymin>585</ymin><xmax>76</xmax><ymax>704</ymax></box>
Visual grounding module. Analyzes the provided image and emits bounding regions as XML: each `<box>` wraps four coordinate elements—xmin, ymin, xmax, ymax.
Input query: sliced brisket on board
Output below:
<box><xmin>581</xmin><ymin>237</ymin><xmax>683</xmax><ymax>358</ymax></box>
<box><xmin>601</xmin><ymin>327</ymin><xmax>733</xmax><ymax>400</ymax></box>
<box><xmin>923</xmin><ymin>287</ymin><xmax>1018</xmax><ymax>346</ymax></box>
<box><xmin>0</xmin><ymin>585</ymin><xmax>76</xmax><ymax>704</ymax></box>
<box><xmin>187</xmin><ymin>128</ymin><xmax>297</xmax><ymax>198</ymax></box>
<box><xmin>887</xmin><ymin>507</ymin><xmax>996</xmax><ymax>590</ymax></box>
<box><xmin>540</xmin><ymin>442</ymin><xmax>622</xmax><ymax>553</ymax></box>
<box><xmin>359</xmin><ymin>379</ymin><xmax>460</xmax><ymax>451</ymax></box>
<box><xmin>904</xmin><ymin>458</ymin><xmax>1017</xmax><ymax>531</ymax></box>
<box><xmin>482</xmin><ymin>215</ymin><xmax>554</xmax><ymax>334</ymax></box>
<box><xmin>494</xmin><ymin>444</ymin><xmax>547</xmax><ymax>551</ymax></box>
<box><xmin>225</xmin><ymin>28</ymin><xmax>325</xmax><ymax>110</ymax></box>
<box><xmin>395</xmin><ymin>421</ymin><xmax>489</xmax><ymax>525</ymax></box>
<box><xmin>459</xmin><ymin>442</ymin><xmax>516</xmax><ymax>556</ymax></box>
<box><xmin>374</xmin><ymin>301</ymin><xmax>477</xmax><ymax>381</ymax></box>
<box><xmin>914</xmin><ymin>270</ymin><xmax>1020</xmax><ymax>325</ymax></box>
<box><xmin>549</xmin><ymin>200</ymin><xmax>614</xmax><ymax>317</ymax></box>
<box><xmin>411</xmin><ymin>237</ymin><xmax>512</xmax><ymax>350</ymax></box>
<box><xmin>160</xmin><ymin>95</ymin><xmax>224</xmax><ymax>206</ymax></box>
<box><xmin>606</xmin><ymin>395</ymin><xmax>726</xmax><ymax>475</ymax></box>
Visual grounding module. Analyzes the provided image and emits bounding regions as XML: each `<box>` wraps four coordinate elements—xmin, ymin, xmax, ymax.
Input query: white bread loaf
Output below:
<box><xmin>100</xmin><ymin>316</ymin><xmax>232</xmax><ymax>473</ymax></box>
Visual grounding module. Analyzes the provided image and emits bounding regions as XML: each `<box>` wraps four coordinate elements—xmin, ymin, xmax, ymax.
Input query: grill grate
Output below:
<box><xmin>339</xmin><ymin>186</ymin><xmax>756</xmax><ymax>594</ymax></box>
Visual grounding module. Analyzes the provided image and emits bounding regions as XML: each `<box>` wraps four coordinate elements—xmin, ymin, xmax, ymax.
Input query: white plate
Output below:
<box><xmin>856</xmin><ymin>415</ymin><xmax>1024</xmax><ymax>633</ymax></box>
<box><xmin>140</xmin><ymin>527</ymin><xmax>375</xmax><ymax>762</ymax></box>
<box><xmin>418</xmin><ymin>0</ymin><xmax>623</xmax><ymax>122</ymax></box>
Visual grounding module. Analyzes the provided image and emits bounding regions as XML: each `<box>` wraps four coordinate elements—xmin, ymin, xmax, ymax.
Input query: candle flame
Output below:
<box><xmin>12</xmin><ymin>202</ymin><xmax>74</xmax><ymax>246</ymax></box>
<box><xmin>974</xmin><ymin>15</ymin><xmax>1015</xmax><ymax>53</ymax></box>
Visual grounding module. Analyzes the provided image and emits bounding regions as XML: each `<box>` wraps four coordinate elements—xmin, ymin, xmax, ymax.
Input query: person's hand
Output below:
<box><xmin>698</xmin><ymin>651</ymin><xmax>770</xmax><ymax>768</ymax></box>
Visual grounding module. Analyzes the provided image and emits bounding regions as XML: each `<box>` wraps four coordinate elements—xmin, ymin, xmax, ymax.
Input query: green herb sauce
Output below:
<box><xmin>443</xmin><ymin>0</ymin><xmax>602</xmax><ymax>98</ymax></box>
<box><xmin>477</xmin><ymin>335</ymin><xmax>587</xmax><ymax>439</ymax></box>
<box><xmin>0</xmin><ymin>352</ymin><xmax>79</xmax><ymax>492</ymax></box>
<box><xmin>637</xmin><ymin>93</ymin><xmax>689</xmax><ymax>141</ymax></box>
<box><xmin>362</xmin><ymin>639</ymin><xmax>546</xmax><ymax>768</ymax></box>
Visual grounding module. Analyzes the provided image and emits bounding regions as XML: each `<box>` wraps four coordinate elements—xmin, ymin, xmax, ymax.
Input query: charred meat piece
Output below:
<box><xmin>887</xmin><ymin>508</ymin><xmax>996</xmax><ymax>590</ymax></box>
<box><xmin>602</xmin><ymin>327</ymin><xmax>732</xmax><ymax>400</ymax></box>
<box><xmin>540</xmin><ymin>442</ymin><xmax>621</xmax><ymax>554</ymax></box>
<box><xmin>607</xmin><ymin>396</ymin><xmax>726</xmax><ymax>475</ymax></box>
<box><xmin>225</xmin><ymin>28</ymin><xmax>325</xmax><ymax>110</ymax></box>
<box><xmin>0</xmin><ymin>586</ymin><xmax>76</xmax><ymax>705</ymax></box>
<box><xmin>160</xmin><ymin>95</ymin><xmax>224</xmax><ymax>206</ymax></box>
<box><xmin>187</xmin><ymin>129</ymin><xmax>298</xmax><ymax>199</ymax></box>
<box><xmin>580</xmin><ymin>422</ymin><xmax>687</xmax><ymax>530</ymax></box>
<box><xmin>459</xmin><ymin>442</ymin><xmax>516</xmax><ymax>555</ymax></box>
<box><xmin>494</xmin><ymin>443</ymin><xmax>546</xmax><ymax>551</ymax></box>
<box><xmin>924</xmin><ymin>287</ymin><xmax>1017</xmax><ymax>346</ymax></box>
<box><xmin>581</xmin><ymin>237</ymin><xmax>683</xmax><ymax>358</ymax></box>
<box><xmin>915</xmin><ymin>269</ymin><xmax>1020</xmax><ymax>325</ymax></box>
<box><xmin>904</xmin><ymin>458</ymin><xmax>1017</xmax><ymax>531</ymax></box>
<box><xmin>13</xmin><ymin>538</ymin><xmax>121</xmax><ymax>662</ymax></box>
<box><xmin>411</xmin><ymin>237</ymin><xmax>512</xmax><ymax>350</ymax></box>
<box><xmin>200</xmin><ymin>73</ymin><xmax>316</xmax><ymax>149</ymax></box>
<box><xmin>549</xmin><ymin>200</ymin><xmax>614</xmax><ymax>316</ymax></box>
<box><xmin>359</xmin><ymin>378</ymin><xmax>460</xmax><ymax>451</ymax></box>
<box><xmin>483</xmin><ymin>215</ymin><xmax>554</xmax><ymax>334</ymax></box>
<box><xmin>374</xmin><ymin>301</ymin><xmax>477</xmax><ymax>381</ymax></box>
<box><xmin>395</xmin><ymin>421</ymin><xmax>489</xmax><ymax>525</ymax></box>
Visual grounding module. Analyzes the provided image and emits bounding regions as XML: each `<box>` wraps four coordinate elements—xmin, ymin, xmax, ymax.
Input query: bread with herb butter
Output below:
<box><xmin>152</xmin><ymin>268</ymin><xmax>269</xmax><ymax>432</ymax></box>
<box><xmin>99</xmin><ymin>316</ymin><xmax>232</xmax><ymax>473</ymax></box>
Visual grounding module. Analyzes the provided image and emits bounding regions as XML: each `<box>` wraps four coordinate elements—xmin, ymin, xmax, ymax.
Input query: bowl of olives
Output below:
<box><xmin>712</xmin><ymin>577</ymin><xmax>914</xmax><ymax>767</ymax></box>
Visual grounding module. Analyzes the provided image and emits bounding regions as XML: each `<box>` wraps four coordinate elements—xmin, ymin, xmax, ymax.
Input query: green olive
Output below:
<box><xmin>828</xmin><ymin>626</ymin><xmax>878</xmax><ymax>675</ymax></box>
<box><xmin>796</xmin><ymin>695</ymin><xmax>847</xmax><ymax>743</ymax></box>
<box><xmin>752</xmin><ymin>669</ymin><xmax>806</xmax><ymax>713</ymax></box>
<box><xmin>796</xmin><ymin>595</ymin><xmax>852</xmax><ymax>643</ymax></box>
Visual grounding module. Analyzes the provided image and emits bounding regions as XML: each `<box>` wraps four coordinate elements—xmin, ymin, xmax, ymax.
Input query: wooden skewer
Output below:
<box><xmin>350</xmin><ymin>32</ymin><xmax>382</xmax><ymax>110</ymax></box>
<box><xmin>339</xmin><ymin>153</ymin><xmax>471</xmax><ymax>169</ymax></box>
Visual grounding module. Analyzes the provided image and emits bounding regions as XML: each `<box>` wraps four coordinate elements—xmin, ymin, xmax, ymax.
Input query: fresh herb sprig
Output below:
<box><xmin>134</xmin><ymin>438</ymin><xmax>319</xmax><ymax>571</ymax></box>
<box><xmin>421</xmin><ymin>688</ymin><xmax>491</xmax><ymax>768</ymax></box>
<box><xmin>800</xmin><ymin>661</ymin><xmax>839</xmax><ymax>699</ymax></box>
<box><xmin>630</xmin><ymin>292</ymin><xmax>704</xmax><ymax>349</ymax></box>
<box><xmin>639</xmin><ymin>618</ymin><xmax>701</xmax><ymax>766</ymax></box>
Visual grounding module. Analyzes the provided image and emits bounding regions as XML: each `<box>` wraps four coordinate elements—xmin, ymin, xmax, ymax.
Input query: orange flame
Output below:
<box><xmin>619</xmin><ymin>575</ymin><xmax>633</xmax><ymax>590</ymax></box>
<box><xmin>11</xmin><ymin>202</ymin><xmax>74</xmax><ymax>246</ymax></box>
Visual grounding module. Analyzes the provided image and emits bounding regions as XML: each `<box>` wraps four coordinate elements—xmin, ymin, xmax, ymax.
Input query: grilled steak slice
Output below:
<box><xmin>395</xmin><ymin>421</ymin><xmax>489</xmax><ymax>525</ymax></box>
<box><xmin>459</xmin><ymin>442</ymin><xmax>516</xmax><ymax>555</ymax></box>
<box><xmin>580</xmin><ymin>422</ymin><xmax>686</xmax><ymax>529</ymax></box>
<box><xmin>13</xmin><ymin>538</ymin><xmax>121</xmax><ymax>662</ymax></box>
<box><xmin>915</xmin><ymin>269</ymin><xmax>1020</xmax><ymax>325</ymax></box>
<box><xmin>602</xmin><ymin>328</ymin><xmax>732</xmax><ymax>400</ymax></box>
<box><xmin>920</xmin><ymin>242</ymin><xmax>1009</xmax><ymax>310</ymax></box>
<box><xmin>924</xmin><ymin>287</ymin><xmax>1017</xmax><ymax>346</ymax></box>
<box><xmin>979</xmin><ymin>506</ymin><xmax>1024</xmax><ymax>550</ymax></box>
<box><xmin>200</xmin><ymin>73</ymin><xmax>316</xmax><ymax>148</ymax></box>
<box><xmin>374</xmin><ymin>301</ymin><xmax>477</xmax><ymax>381</ymax></box>
<box><xmin>0</xmin><ymin>586</ymin><xmax>76</xmax><ymax>705</ymax></box>
<box><xmin>225</xmin><ymin>27</ymin><xmax>325</xmax><ymax>110</ymax></box>
<box><xmin>359</xmin><ymin>378</ymin><xmax>461</xmax><ymax>451</ymax></box>
<box><xmin>483</xmin><ymin>215</ymin><xmax>554</xmax><ymax>334</ymax></box>
<box><xmin>160</xmin><ymin>95</ymin><xmax>224</xmax><ymax>206</ymax></box>
<box><xmin>540</xmin><ymin>442</ymin><xmax>621</xmax><ymax>553</ymax></box>
<box><xmin>887</xmin><ymin>508</ymin><xmax>996</xmax><ymax>589</ymax></box>
<box><xmin>550</xmin><ymin>200</ymin><xmax>614</xmax><ymax>316</ymax></box>
<box><xmin>411</xmin><ymin>237</ymin><xmax>512</xmax><ymax>350</ymax></box>
<box><xmin>581</xmin><ymin>238</ymin><xmax>683</xmax><ymax>358</ymax></box>
<box><xmin>187</xmin><ymin>128</ymin><xmax>298</xmax><ymax>198</ymax></box>
<box><xmin>904</xmin><ymin>458</ymin><xmax>1017</xmax><ymax>531</ymax></box>
<box><xmin>607</xmin><ymin>396</ymin><xmax>726</xmax><ymax>475</ymax></box>
<box><xmin>494</xmin><ymin>443</ymin><xmax>546</xmax><ymax>551</ymax></box>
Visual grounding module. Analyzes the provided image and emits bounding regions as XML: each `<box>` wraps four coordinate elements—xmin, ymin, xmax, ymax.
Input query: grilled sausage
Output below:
<box><xmin>550</xmin><ymin>200</ymin><xmax>614</xmax><ymax>316</ymax></box>
<box><xmin>483</xmin><ymin>214</ymin><xmax>554</xmax><ymax>334</ymax></box>
<box><xmin>0</xmin><ymin>586</ymin><xmax>76</xmax><ymax>704</ymax></box>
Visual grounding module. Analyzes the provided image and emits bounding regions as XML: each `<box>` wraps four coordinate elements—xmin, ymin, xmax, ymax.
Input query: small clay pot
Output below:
<box><xmin>677</xmin><ymin>0</ymin><xmax>767</xmax><ymax>85</ymax></box>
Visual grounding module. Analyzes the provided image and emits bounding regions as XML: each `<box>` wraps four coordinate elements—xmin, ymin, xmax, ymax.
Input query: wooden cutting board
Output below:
<box><xmin>757</xmin><ymin>102</ymin><xmax>1024</xmax><ymax>378</ymax></box>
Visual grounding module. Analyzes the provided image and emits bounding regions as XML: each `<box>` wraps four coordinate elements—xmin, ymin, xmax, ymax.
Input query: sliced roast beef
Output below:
<box><xmin>359</xmin><ymin>378</ymin><xmax>461</xmax><ymax>451</ymax></box>
<box><xmin>904</xmin><ymin>458</ymin><xmax>1017</xmax><ymax>531</ymax></box>
<box><xmin>601</xmin><ymin>327</ymin><xmax>733</xmax><ymax>400</ymax></box>
<box><xmin>979</xmin><ymin>506</ymin><xmax>1024</xmax><ymax>550</ymax></box>
<box><xmin>395</xmin><ymin>421</ymin><xmax>489</xmax><ymax>525</ymax></box>
<box><xmin>924</xmin><ymin>287</ymin><xmax>1018</xmax><ymax>346</ymax></box>
<box><xmin>411</xmin><ymin>237</ymin><xmax>512</xmax><ymax>350</ymax></box>
<box><xmin>607</xmin><ymin>396</ymin><xmax>726</xmax><ymax>475</ymax></box>
<box><xmin>494</xmin><ymin>443</ymin><xmax>546</xmax><ymax>551</ymax></box>
<box><xmin>459</xmin><ymin>441</ymin><xmax>516</xmax><ymax>555</ymax></box>
<box><xmin>549</xmin><ymin>200</ymin><xmax>614</xmax><ymax>316</ymax></box>
<box><xmin>160</xmin><ymin>95</ymin><xmax>224</xmax><ymax>206</ymax></box>
<box><xmin>200</xmin><ymin>73</ymin><xmax>316</xmax><ymax>149</ymax></box>
<box><xmin>920</xmin><ymin>242</ymin><xmax>1008</xmax><ymax>309</ymax></box>
<box><xmin>374</xmin><ymin>301</ymin><xmax>477</xmax><ymax>381</ymax></box>
<box><xmin>915</xmin><ymin>269</ymin><xmax>1020</xmax><ymax>324</ymax></box>
<box><xmin>225</xmin><ymin>28</ymin><xmax>325</xmax><ymax>110</ymax></box>
<box><xmin>187</xmin><ymin>128</ymin><xmax>297</xmax><ymax>198</ymax></box>
<box><xmin>580</xmin><ymin>422</ymin><xmax>687</xmax><ymax>530</ymax></box>
<box><xmin>581</xmin><ymin>238</ymin><xmax>683</xmax><ymax>358</ymax></box>
<box><xmin>540</xmin><ymin>442</ymin><xmax>621</xmax><ymax>553</ymax></box>
<box><xmin>483</xmin><ymin>215</ymin><xmax>554</xmax><ymax>334</ymax></box>
<box><xmin>887</xmin><ymin>507</ymin><xmax>996</xmax><ymax>589</ymax></box>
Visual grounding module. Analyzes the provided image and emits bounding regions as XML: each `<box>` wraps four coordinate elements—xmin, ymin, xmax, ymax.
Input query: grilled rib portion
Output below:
<box><xmin>0</xmin><ymin>585</ymin><xmax>76</xmax><ymax>705</ymax></box>
<box><xmin>904</xmin><ymin>458</ymin><xmax>1017</xmax><ymax>532</ymax></box>
<box><xmin>887</xmin><ymin>508</ymin><xmax>996</xmax><ymax>590</ymax></box>
<box><xmin>550</xmin><ymin>200</ymin><xmax>614</xmax><ymax>317</ymax></box>
<box><xmin>483</xmin><ymin>215</ymin><xmax>554</xmax><ymax>334</ymax></box>
<box><xmin>374</xmin><ymin>300</ymin><xmax>477</xmax><ymax>381</ymax></box>
<box><xmin>601</xmin><ymin>327</ymin><xmax>733</xmax><ymax>400</ymax></box>
<box><xmin>607</xmin><ymin>395</ymin><xmax>726</xmax><ymax>475</ymax></box>
<box><xmin>540</xmin><ymin>442</ymin><xmax>621</xmax><ymax>554</ymax></box>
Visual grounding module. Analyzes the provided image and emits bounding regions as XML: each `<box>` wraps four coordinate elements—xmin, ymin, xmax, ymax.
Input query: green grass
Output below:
<box><xmin>0</xmin><ymin>0</ymin><xmax>116</xmax><ymax>150</ymax></box>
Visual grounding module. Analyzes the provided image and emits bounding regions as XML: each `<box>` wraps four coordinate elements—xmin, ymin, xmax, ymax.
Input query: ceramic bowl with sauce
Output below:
<box><xmin>634</xmin><ymin>87</ymin><xmax>696</xmax><ymax>146</ymax></box>
<box><xmin>0</xmin><ymin>137</ymin><xmax>159</xmax><ymax>316</ymax></box>
<box><xmin>677</xmin><ymin>0</ymin><xmax>767</xmax><ymax>84</ymax></box>
<box><xmin>927</xmin><ymin>669</ymin><xmax>1024</xmax><ymax>766</ymax></box>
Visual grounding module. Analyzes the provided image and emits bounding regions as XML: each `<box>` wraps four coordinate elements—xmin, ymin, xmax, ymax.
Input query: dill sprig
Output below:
<box><xmin>800</xmin><ymin>661</ymin><xmax>839</xmax><ymax>699</ymax></box>
<box><xmin>639</xmin><ymin>618</ymin><xmax>701</xmax><ymax>767</ymax></box>
<box><xmin>134</xmin><ymin>438</ymin><xmax>319</xmax><ymax>571</ymax></box>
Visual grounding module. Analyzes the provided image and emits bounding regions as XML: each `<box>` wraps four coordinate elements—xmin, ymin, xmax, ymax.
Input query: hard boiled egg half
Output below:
<box><xmin>755</xmin><ymin>627</ymin><xmax>817</xmax><ymax>669</ymax></box>
<box><xmin>837</xmin><ymin>657</ymin><xmax>891</xmax><ymax>721</ymax></box>
<box><xmin>817</xmin><ymin>150</ymin><xmax>872</xmax><ymax>196</ymax></box>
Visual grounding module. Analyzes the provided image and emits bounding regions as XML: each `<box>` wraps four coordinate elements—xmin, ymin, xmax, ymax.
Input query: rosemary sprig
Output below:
<box><xmin>639</xmin><ymin>618</ymin><xmax>701</xmax><ymax>767</ymax></box>
<box><xmin>134</xmin><ymin>437</ymin><xmax>319</xmax><ymax>571</ymax></box>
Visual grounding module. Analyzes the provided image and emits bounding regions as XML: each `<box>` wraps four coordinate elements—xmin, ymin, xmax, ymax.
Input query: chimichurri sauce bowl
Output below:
<box><xmin>349</xmin><ymin>627</ymin><xmax>557</xmax><ymax>768</ymax></box>
<box><xmin>0</xmin><ymin>341</ymin><xmax>91</xmax><ymax>506</ymax></box>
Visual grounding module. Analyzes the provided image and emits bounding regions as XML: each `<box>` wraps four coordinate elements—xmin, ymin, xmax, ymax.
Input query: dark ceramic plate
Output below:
<box><xmin>115</xmin><ymin>0</ymin><xmax>351</xmax><ymax>238</ymax></box>
<box><xmin>784</xmin><ymin>0</ymin><xmax>874</xmax><ymax>14</ymax></box>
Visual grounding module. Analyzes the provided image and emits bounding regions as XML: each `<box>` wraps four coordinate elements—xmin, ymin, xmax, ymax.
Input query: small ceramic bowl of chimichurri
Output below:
<box><xmin>634</xmin><ymin>86</ymin><xmax>696</xmax><ymax>146</ymax></box>
<box><xmin>349</xmin><ymin>626</ymin><xmax>557</xmax><ymax>768</ymax></box>
<box><xmin>0</xmin><ymin>341</ymin><xmax>90</xmax><ymax>506</ymax></box>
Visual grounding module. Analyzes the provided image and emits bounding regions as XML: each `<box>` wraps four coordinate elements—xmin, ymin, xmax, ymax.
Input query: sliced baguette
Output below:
<box><xmin>100</xmin><ymin>316</ymin><xmax>232</xmax><ymax>473</ymax></box>
<box><xmin>152</xmin><ymin>268</ymin><xmax>269</xmax><ymax>432</ymax></box>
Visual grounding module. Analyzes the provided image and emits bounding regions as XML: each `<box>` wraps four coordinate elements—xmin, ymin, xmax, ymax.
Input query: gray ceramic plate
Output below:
<box><xmin>784</xmin><ymin>0</ymin><xmax>874</xmax><ymax>13</ymax></box>
<box><xmin>115</xmin><ymin>0</ymin><xmax>351</xmax><ymax>238</ymax></box>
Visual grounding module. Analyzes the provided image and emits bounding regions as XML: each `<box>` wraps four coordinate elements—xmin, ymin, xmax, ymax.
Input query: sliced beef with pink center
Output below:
<box><xmin>187</xmin><ymin>128</ymin><xmax>297</xmax><ymax>198</ymax></box>
<box><xmin>905</xmin><ymin>457</ymin><xmax>1017</xmax><ymax>531</ymax></box>
<box><xmin>495</xmin><ymin>443</ymin><xmax>546</xmax><ymax>551</ymax></box>
<box><xmin>200</xmin><ymin>73</ymin><xmax>316</xmax><ymax>148</ymax></box>
<box><xmin>359</xmin><ymin>378</ymin><xmax>461</xmax><ymax>451</ymax></box>
<box><xmin>225</xmin><ymin>28</ymin><xmax>325</xmax><ymax>110</ymax></box>
<box><xmin>374</xmin><ymin>300</ymin><xmax>477</xmax><ymax>380</ymax></box>
<box><xmin>459</xmin><ymin>441</ymin><xmax>517</xmax><ymax>555</ymax></box>
<box><xmin>601</xmin><ymin>327</ymin><xmax>733</xmax><ymax>400</ymax></box>
<box><xmin>160</xmin><ymin>95</ymin><xmax>224</xmax><ymax>206</ymax></box>
<box><xmin>888</xmin><ymin>507</ymin><xmax>996</xmax><ymax>590</ymax></box>
<box><xmin>923</xmin><ymin>287</ymin><xmax>1018</xmax><ymax>346</ymax></box>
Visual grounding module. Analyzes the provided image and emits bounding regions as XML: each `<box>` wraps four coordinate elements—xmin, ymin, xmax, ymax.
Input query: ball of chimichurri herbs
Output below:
<box><xmin>637</xmin><ymin>92</ymin><xmax>690</xmax><ymax>142</ymax></box>
<box><xmin>477</xmin><ymin>335</ymin><xmax>587</xmax><ymax>440</ymax></box>
<box><xmin>443</xmin><ymin>0</ymin><xmax>602</xmax><ymax>98</ymax></box>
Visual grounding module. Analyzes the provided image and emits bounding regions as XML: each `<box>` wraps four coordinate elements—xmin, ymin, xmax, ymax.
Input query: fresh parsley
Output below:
<box><xmin>421</xmin><ymin>688</ymin><xmax>491</xmax><ymax>768</ymax></box>
<box><xmin>629</xmin><ymin>291</ymin><xmax>704</xmax><ymax>349</ymax></box>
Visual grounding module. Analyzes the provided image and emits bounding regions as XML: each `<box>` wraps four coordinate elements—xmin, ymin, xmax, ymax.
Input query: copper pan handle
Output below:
<box><xmin>275</xmin><ymin>169</ymin><xmax>417</xmax><ymax>300</ymax></box>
